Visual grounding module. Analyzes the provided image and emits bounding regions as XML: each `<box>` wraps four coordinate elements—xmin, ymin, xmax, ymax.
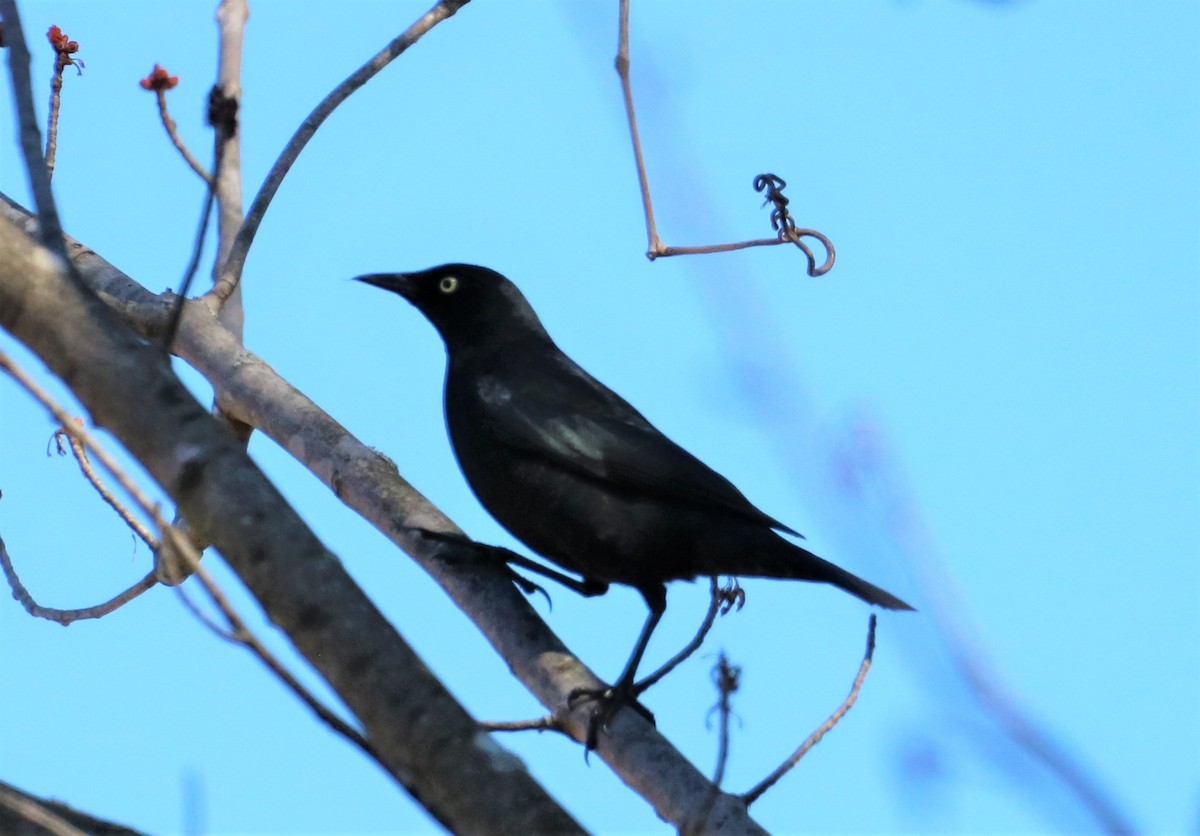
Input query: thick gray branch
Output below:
<box><xmin>0</xmin><ymin>208</ymin><xmax>582</xmax><ymax>836</ymax></box>
<box><xmin>0</xmin><ymin>194</ymin><xmax>766</xmax><ymax>833</ymax></box>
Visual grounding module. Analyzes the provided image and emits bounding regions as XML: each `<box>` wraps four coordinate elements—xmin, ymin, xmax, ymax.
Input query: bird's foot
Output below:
<box><xmin>506</xmin><ymin>572</ymin><xmax>553</xmax><ymax>607</ymax></box>
<box><xmin>567</xmin><ymin>682</ymin><xmax>655</xmax><ymax>754</ymax></box>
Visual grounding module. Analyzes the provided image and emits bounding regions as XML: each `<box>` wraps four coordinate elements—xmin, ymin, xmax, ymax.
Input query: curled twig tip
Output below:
<box><xmin>754</xmin><ymin>173</ymin><xmax>836</xmax><ymax>277</ymax></box>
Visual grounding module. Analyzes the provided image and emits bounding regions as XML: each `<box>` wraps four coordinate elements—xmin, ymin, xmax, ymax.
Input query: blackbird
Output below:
<box><xmin>356</xmin><ymin>264</ymin><xmax>913</xmax><ymax>713</ymax></box>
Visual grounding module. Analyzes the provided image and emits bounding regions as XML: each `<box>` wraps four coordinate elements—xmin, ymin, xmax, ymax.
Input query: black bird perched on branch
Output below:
<box><xmin>356</xmin><ymin>264</ymin><xmax>912</xmax><ymax>719</ymax></box>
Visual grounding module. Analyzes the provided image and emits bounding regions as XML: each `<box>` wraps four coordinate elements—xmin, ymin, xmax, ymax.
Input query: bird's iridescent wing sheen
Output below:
<box><xmin>467</xmin><ymin>352</ymin><xmax>799</xmax><ymax>536</ymax></box>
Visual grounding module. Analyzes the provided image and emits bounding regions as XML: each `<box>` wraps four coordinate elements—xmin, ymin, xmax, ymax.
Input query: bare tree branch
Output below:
<box><xmin>212</xmin><ymin>0</ymin><xmax>470</xmax><ymax>302</ymax></box>
<box><xmin>50</xmin><ymin>422</ymin><xmax>158</xmax><ymax>548</ymax></box>
<box><xmin>479</xmin><ymin>714</ymin><xmax>566</xmax><ymax>734</ymax></box>
<box><xmin>0</xmin><ymin>209</ymin><xmax>584</xmax><ymax>836</ymax></box>
<box><xmin>1</xmin><ymin>340</ymin><xmax>375</xmax><ymax>765</ymax></box>
<box><xmin>139</xmin><ymin>66</ymin><xmax>212</xmax><ymax>184</ymax></box>
<box><xmin>165</xmin><ymin>525</ymin><xmax>383</xmax><ymax>766</ymax></box>
<box><xmin>0</xmin><ymin>778</ymin><xmax>143</xmax><ymax>836</ymax></box>
<box><xmin>614</xmin><ymin>0</ymin><xmax>834</xmax><ymax>274</ymax></box>
<box><xmin>0</xmin><ymin>533</ymin><xmax>157</xmax><ymax>626</ymax></box>
<box><xmin>635</xmin><ymin>576</ymin><xmax>741</xmax><ymax>693</ymax></box>
<box><xmin>742</xmin><ymin>614</ymin><xmax>877</xmax><ymax>806</ymax></box>
<box><xmin>44</xmin><ymin>24</ymin><xmax>82</xmax><ymax>179</ymax></box>
<box><xmin>210</xmin><ymin>0</ymin><xmax>247</xmax><ymax>331</ymax></box>
<box><xmin>0</xmin><ymin>1</ymin><xmax>67</xmax><ymax>255</ymax></box>
<box><xmin>0</xmin><ymin>194</ymin><xmax>769</xmax><ymax>833</ymax></box>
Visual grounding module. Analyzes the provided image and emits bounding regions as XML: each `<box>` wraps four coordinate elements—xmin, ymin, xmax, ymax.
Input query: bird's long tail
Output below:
<box><xmin>728</xmin><ymin>533</ymin><xmax>915</xmax><ymax>611</ymax></box>
<box><xmin>804</xmin><ymin>557</ymin><xmax>914</xmax><ymax>611</ymax></box>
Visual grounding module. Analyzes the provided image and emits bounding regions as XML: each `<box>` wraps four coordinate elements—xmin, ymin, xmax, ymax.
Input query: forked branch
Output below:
<box><xmin>615</xmin><ymin>0</ymin><xmax>834</xmax><ymax>275</ymax></box>
<box><xmin>0</xmin><ymin>345</ymin><xmax>377</xmax><ymax>765</ymax></box>
<box><xmin>212</xmin><ymin>0</ymin><xmax>471</xmax><ymax>303</ymax></box>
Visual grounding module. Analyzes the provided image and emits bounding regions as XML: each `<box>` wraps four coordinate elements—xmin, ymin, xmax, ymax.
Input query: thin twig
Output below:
<box><xmin>44</xmin><ymin>61</ymin><xmax>62</xmax><ymax>177</ymax></box>
<box><xmin>754</xmin><ymin>173</ymin><xmax>835</xmax><ymax>276</ymax></box>
<box><xmin>614</xmin><ymin>1</ymin><xmax>835</xmax><ymax>274</ymax></box>
<box><xmin>704</xmin><ymin>654</ymin><xmax>744</xmax><ymax>833</ymax></box>
<box><xmin>1</xmin><ymin>343</ymin><xmax>194</xmax><ymax>588</ymax></box>
<box><xmin>43</xmin><ymin>25</ymin><xmax>81</xmax><ymax>180</ymax></box>
<box><xmin>0</xmin><ymin>535</ymin><xmax>157</xmax><ymax>625</ymax></box>
<box><xmin>161</xmin><ymin>86</ymin><xmax>233</xmax><ymax>352</ymax></box>
<box><xmin>0</xmin><ymin>3</ymin><xmax>68</xmax><ymax>256</ymax></box>
<box><xmin>0</xmin><ymin>351</ymin><xmax>163</xmax><ymax>625</ymax></box>
<box><xmin>645</xmin><ymin>228</ymin><xmax>842</xmax><ymax>275</ymax></box>
<box><xmin>162</xmin><ymin>524</ymin><xmax>381</xmax><ymax>763</ymax></box>
<box><xmin>211</xmin><ymin>0</ymin><xmax>471</xmax><ymax>303</ymax></box>
<box><xmin>478</xmin><ymin>715</ymin><xmax>566</xmax><ymax>734</ymax></box>
<box><xmin>53</xmin><ymin>423</ymin><xmax>158</xmax><ymax>548</ymax></box>
<box><xmin>684</xmin><ymin>652</ymin><xmax>743</xmax><ymax>836</ymax></box>
<box><xmin>741</xmin><ymin>614</ymin><xmax>877</xmax><ymax>806</ymax></box>
<box><xmin>0</xmin><ymin>350</ymin><xmax>382</xmax><ymax>762</ymax></box>
<box><xmin>709</xmin><ymin>653</ymin><xmax>740</xmax><ymax>789</ymax></box>
<box><xmin>615</xmin><ymin>0</ymin><xmax>662</xmax><ymax>256</ymax></box>
<box><xmin>158</xmin><ymin>90</ymin><xmax>213</xmax><ymax>183</ymax></box>
<box><xmin>174</xmin><ymin>583</ymin><xmax>238</xmax><ymax>643</ymax></box>
<box><xmin>634</xmin><ymin>576</ymin><xmax>742</xmax><ymax>693</ymax></box>
<box><xmin>0</xmin><ymin>347</ymin><xmax>165</xmax><ymax>526</ymax></box>
<box><xmin>140</xmin><ymin>66</ymin><xmax>212</xmax><ymax>183</ymax></box>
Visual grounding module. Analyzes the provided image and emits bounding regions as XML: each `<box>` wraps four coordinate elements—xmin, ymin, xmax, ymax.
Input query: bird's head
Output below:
<box><xmin>354</xmin><ymin>263</ymin><xmax>549</xmax><ymax>350</ymax></box>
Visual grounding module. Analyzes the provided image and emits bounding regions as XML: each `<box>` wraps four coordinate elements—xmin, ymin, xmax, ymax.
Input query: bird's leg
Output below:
<box><xmin>403</xmin><ymin>526</ymin><xmax>607</xmax><ymax>600</ymax></box>
<box><xmin>610</xmin><ymin>592</ymin><xmax>665</xmax><ymax>698</ymax></box>
<box><xmin>484</xmin><ymin>544</ymin><xmax>609</xmax><ymax>599</ymax></box>
<box><xmin>569</xmin><ymin>585</ymin><xmax>666</xmax><ymax>749</ymax></box>
<box><xmin>634</xmin><ymin>576</ymin><xmax>725</xmax><ymax>693</ymax></box>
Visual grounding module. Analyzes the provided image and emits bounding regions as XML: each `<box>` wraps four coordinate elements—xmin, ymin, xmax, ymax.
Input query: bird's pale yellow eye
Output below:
<box><xmin>439</xmin><ymin>276</ymin><xmax>459</xmax><ymax>294</ymax></box>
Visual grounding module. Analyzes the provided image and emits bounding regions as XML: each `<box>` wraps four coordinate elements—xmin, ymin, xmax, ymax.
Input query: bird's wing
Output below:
<box><xmin>470</xmin><ymin>357</ymin><xmax>799</xmax><ymax>535</ymax></box>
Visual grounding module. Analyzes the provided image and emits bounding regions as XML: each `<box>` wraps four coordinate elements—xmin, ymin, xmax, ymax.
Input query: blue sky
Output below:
<box><xmin>2</xmin><ymin>1</ymin><xmax>1197</xmax><ymax>833</ymax></box>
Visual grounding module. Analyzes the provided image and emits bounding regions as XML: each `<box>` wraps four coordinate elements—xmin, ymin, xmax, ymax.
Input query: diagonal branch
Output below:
<box><xmin>0</xmin><ymin>205</ymin><xmax>585</xmax><ymax>836</ymax></box>
<box><xmin>0</xmin><ymin>778</ymin><xmax>144</xmax><ymax>836</ymax></box>
<box><xmin>3</xmin><ymin>341</ymin><xmax>367</xmax><ymax>757</ymax></box>
<box><xmin>165</xmin><ymin>525</ymin><xmax>382</xmax><ymax>765</ymax></box>
<box><xmin>142</xmin><ymin>76</ymin><xmax>212</xmax><ymax>184</ymax></box>
<box><xmin>52</xmin><ymin>422</ymin><xmax>158</xmax><ymax>547</ymax></box>
<box><xmin>0</xmin><ymin>193</ymin><xmax>770</xmax><ymax>833</ymax></box>
<box><xmin>212</xmin><ymin>0</ymin><xmax>471</xmax><ymax>303</ymax></box>
<box><xmin>741</xmin><ymin>614</ymin><xmax>877</xmax><ymax>806</ymax></box>
<box><xmin>0</xmin><ymin>2</ymin><xmax>67</xmax><ymax>256</ymax></box>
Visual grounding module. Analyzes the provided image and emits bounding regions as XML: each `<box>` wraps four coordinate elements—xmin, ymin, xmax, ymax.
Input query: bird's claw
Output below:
<box><xmin>509</xmin><ymin>573</ymin><xmax>552</xmax><ymax>608</ymax></box>
<box><xmin>567</xmin><ymin>684</ymin><xmax>655</xmax><ymax>756</ymax></box>
<box><xmin>717</xmin><ymin>577</ymin><xmax>746</xmax><ymax>614</ymax></box>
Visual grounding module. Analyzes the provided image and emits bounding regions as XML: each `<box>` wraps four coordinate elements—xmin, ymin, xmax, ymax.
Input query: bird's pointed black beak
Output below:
<box><xmin>353</xmin><ymin>272</ymin><xmax>416</xmax><ymax>299</ymax></box>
